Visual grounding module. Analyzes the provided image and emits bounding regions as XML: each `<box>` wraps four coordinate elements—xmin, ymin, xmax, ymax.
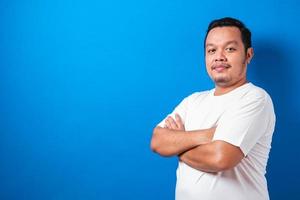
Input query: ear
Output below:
<box><xmin>246</xmin><ymin>47</ymin><xmax>254</xmax><ymax>64</ymax></box>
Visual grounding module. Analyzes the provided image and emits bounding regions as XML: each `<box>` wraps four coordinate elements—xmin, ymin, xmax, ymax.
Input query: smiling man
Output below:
<box><xmin>151</xmin><ymin>17</ymin><xmax>276</xmax><ymax>200</ymax></box>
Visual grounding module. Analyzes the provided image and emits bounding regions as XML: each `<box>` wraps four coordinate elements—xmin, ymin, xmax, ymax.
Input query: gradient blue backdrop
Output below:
<box><xmin>1</xmin><ymin>0</ymin><xmax>299</xmax><ymax>199</ymax></box>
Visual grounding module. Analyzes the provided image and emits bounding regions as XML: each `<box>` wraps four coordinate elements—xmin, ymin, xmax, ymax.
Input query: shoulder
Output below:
<box><xmin>185</xmin><ymin>90</ymin><xmax>211</xmax><ymax>103</ymax></box>
<box><xmin>242</xmin><ymin>83</ymin><xmax>273</xmax><ymax>104</ymax></box>
<box><xmin>174</xmin><ymin>90</ymin><xmax>211</xmax><ymax>110</ymax></box>
<box><xmin>237</xmin><ymin>84</ymin><xmax>275</xmax><ymax>117</ymax></box>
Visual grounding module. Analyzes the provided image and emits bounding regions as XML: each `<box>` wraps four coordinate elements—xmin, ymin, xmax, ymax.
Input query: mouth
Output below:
<box><xmin>212</xmin><ymin>64</ymin><xmax>231</xmax><ymax>72</ymax></box>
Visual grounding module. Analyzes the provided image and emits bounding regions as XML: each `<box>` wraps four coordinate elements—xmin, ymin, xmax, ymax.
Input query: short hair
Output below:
<box><xmin>204</xmin><ymin>17</ymin><xmax>252</xmax><ymax>52</ymax></box>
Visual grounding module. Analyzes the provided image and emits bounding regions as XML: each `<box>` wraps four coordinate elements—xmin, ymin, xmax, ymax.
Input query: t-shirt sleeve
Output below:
<box><xmin>157</xmin><ymin>93</ymin><xmax>197</xmax><ymax>128</ymax></box>
<box><xmin>213</xmin><ymin>93</ymin><xmax>273</xmax><ymax>156</ymax></box>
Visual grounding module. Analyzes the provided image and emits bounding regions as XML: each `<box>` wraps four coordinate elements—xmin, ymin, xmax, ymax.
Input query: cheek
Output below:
<box><xmin>205</xmin><ymin>56</ymin><xmax>213</xmax><ymax>69</ymax></box>
<box><xmin>205</xmin><ymin>60</ymin><xmax>212</xmax><ymax>74</ymax></box>
<box><xmin>205</xmin><ymin>54</ymin><xmax>213</xmax><ymax>63</ymax></box>
<box><xmin>231</xmin><ymin>59</ymin><xmax>247</xmax><ymax>76</ymax></box>
<box><xmin>230</xmin><ymin>54</ymin><xmax>246</xmax><ymax>67</ymax></box>
<box><xmin>237</xmin><ymin>53</ymin><xmax>247</xmax><ymax>64</ymax></box>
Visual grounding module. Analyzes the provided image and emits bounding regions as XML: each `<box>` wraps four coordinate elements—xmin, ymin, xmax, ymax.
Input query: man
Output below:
<box><xmin>151</xmin><ymin>17</ymin><xmax>276</xmax><ymax>200</ymax></box>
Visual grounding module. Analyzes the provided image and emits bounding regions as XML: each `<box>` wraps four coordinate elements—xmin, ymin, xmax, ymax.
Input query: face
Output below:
<box><xmin>205</xmin><ymin>27</ymin><xmax>253</xmax><ymax>89</ymax></box>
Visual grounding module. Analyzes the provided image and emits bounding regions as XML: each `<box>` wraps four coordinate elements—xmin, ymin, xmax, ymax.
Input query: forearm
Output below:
<box><xmin>179</xmin><ymin>140</ymin><xmax>244</xmax><ymax>173</ymax></box>
<box><xmin>150</xmin><ymin>127</ymin><xmax>212</xmax><ymax>157</ymax></box>
<box><xmin>179</xmin><ymin>142</ymin><xmax>221</xmax><ymax>172</ymax></box>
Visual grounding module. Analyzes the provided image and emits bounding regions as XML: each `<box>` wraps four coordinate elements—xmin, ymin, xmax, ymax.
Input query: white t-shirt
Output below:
<box><xmin>158</xmin><ymin>83</ymin><xmax>276</xmax><ymax>200</ymax></box>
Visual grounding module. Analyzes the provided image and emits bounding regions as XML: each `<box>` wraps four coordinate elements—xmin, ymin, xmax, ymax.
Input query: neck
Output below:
<box><xmin>214</xmin><ymin>78</ymin><xmax>248</xmax><ymax>96</ymax></box>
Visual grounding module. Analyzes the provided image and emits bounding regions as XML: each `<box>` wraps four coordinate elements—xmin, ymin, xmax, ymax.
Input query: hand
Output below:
<box><xmin>164</xmin><ymin>113</ymin><xmax>185</xmax><ymax>131</ymax></box>
<box><xmin>206</xmin><ymin>126</ymin><xmax>216</xmax><ymax>140</ymax></box>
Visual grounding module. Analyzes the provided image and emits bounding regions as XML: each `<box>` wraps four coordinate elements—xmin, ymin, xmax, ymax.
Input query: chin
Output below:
<box><xmin>215</xmin><ymin>81</ymin><xmax>231</xmax><ymax>87</ymax></box>
<box><xmin>213</xmin><ymin>77</ymin><xmax>231</xmax><ymax>86</ymax></box>
<box><xmin>213</xmin><ymin>75</ymin><xmax>229</xmax><ymax>82</ymax></box>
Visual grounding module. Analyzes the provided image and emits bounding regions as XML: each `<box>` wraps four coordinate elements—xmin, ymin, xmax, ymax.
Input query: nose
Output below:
<box><xmin>214</xmin><ymin>50</ymin><xmax>227</xmax><ymax>62</ymax></box>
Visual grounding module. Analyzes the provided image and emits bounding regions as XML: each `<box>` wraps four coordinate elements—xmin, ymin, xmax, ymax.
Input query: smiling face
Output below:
<box><xmin>205</xmin><ymin>26</ymin><xmax>254</xmax><ymax>95</ymax></box>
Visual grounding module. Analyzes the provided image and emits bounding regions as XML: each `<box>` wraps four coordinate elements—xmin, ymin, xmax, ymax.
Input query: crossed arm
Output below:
<box><xmin>150</xmin><ymin>114</ymin><xmax>244</xmax><ymax>173</ymax></box>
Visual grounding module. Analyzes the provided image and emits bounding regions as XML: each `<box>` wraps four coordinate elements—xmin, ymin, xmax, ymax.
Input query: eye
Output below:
<box><xmin>226</xmin><ymin>47</ymin><xmax>236</xmax><ymax>52</ymax></box>
<box><xmin>207</xmin><ymin>49</ymin><xmax>216</xmax><ymax>54</ymax></box>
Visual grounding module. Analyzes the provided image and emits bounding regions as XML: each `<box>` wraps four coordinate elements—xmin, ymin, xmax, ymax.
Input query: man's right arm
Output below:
<box><xmin>150</xmin><ymin>126</ymin><xmax>215</xmax><ymax>157</ymax></box>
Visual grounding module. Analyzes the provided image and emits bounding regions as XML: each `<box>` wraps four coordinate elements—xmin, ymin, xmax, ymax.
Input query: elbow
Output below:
<box><xmin>150</xmin><ymin>127</ymin><xmax>173</xmax><ymax>157</ymax></box>
<box><xmin>212</xmin><ymin>152</ymin><xmax>240</xmax><ymax>172</ymax></box>
<box><xmin>210</xmin><ymin>141</ymin><xmax>244</xmax><ymax>172</ymax></box>
<box><xmin>150</xmin><ymin>127</ymin><xmax>159</xmax><ymax>152</ymax></box>
<box><xmin>213</xmin><ymin>155</ymin><xmax>232</xmax><ymax>172</ymax></box>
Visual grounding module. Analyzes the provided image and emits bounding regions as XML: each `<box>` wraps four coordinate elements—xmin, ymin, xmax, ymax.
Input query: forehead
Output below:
<box><xmin>205</xmin><ymin>26</ymin><xmax>242</xmax><ymax>46</ymax></box>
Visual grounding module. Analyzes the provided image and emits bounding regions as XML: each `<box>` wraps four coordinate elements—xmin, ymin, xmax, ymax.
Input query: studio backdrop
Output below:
<box><xmin>1</xmin><ymin>0</ymin><xmax>299</xmax><ymax>199</ymax></box>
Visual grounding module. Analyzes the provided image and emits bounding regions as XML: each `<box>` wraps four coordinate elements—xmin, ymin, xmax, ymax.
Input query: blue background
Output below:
<box><xmin>1</xmin><ymin>0</ymin><xmax>299</xmax><ymax>199</ymax></box>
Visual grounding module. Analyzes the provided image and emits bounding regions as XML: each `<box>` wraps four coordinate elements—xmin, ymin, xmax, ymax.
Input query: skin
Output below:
<box><xmin>151</xmin><ymin>114</ymin><xmax>215</xmax><ymax>157</ymax></box>
<box><xmin>205</xmin><ymin>27</ymin><xmax>254</xmax><ymax>95</ymax></box>
<box><xmin>151</xmin><ymin>26</ymin><xmax>254</xmax><ymax>172</ymax></box>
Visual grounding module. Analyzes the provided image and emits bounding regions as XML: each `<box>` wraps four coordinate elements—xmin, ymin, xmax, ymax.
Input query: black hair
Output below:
<box><xmin>204</xmin><ymin>17</ymin><xmax>252</xmax><ymax>52</ymax></box>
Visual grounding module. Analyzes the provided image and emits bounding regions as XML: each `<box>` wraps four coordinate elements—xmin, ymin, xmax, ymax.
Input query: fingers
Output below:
<box><xmin>164</xmin><ymin>118</ymin><xmax>171</xmax><ymax>129</ymax></box>
<box><xmin>165</xmin><ymin>116</ymin><xmax>178</xmax><ymax>130</ymax></box>
<box><xmin>209</xmin><ymin>126</ymin><xmax>217</xmax><ymax>133</ymax></box>
<box><xmin>206</xmin><ymin>126</ymin><xmax>217</xmax><ymax>140</ymax></box>
<box><xmin>164</xmin><ymin>114</ymin><xmax>185</xmax><ymax>130</ymax></box>
<box><xmin>175</xmin><ymin>114</ymin><xmax>184</xmax><ymax>130</ymax></box>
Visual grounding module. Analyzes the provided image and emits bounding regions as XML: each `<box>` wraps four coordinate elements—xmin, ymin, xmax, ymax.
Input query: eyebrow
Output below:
<box><xmin>206</xmin><ymin>40</ymin><xmax>239</xmax><ymax>48</ymax></box>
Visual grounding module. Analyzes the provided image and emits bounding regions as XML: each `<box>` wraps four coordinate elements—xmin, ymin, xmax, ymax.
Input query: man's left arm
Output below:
<box><xmin>164</xmin><ymin>115</ymin><xmax>244</xmax><ymax>173</ymax></box>
<box><xmin>179</xmin><ymin>93</ymin><xmax>274</xmax><ymax>173</ymax></box>
<box><xmin>179</xmin><ymin>141</ymin><xmax>244</xmax><ymax>173</ymax></box>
